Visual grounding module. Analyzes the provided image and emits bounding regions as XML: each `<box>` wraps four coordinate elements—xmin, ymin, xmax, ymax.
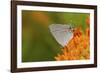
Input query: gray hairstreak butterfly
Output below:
<box><xmin>49</xmin><ymin>24</ymin><xmax>74</xmax><ymax>47</ymax></box>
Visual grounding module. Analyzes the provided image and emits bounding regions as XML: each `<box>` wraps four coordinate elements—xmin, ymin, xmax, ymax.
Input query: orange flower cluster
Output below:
<box><xmin>55</xmin><ymin>17</ymin><xmax>90</xmax><ymax>61</ymax></box>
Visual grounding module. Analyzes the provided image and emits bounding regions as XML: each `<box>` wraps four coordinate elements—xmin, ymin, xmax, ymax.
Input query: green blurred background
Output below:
<box><xmin>22</xmin><ymin>10</ymin><xmax>89</xmax><ymax>62</ymax></box>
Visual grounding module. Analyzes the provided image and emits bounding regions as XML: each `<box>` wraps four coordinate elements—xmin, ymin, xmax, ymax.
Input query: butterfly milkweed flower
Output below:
<box><xmin>55</xmin><ymin>16</ymin><xmax>90</xmax><ymax>60</ymax></box>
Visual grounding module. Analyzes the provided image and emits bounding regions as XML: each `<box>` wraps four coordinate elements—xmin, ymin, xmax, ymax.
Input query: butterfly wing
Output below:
<box><xmin>49</xmin><ymin>24</ymin><xmax>73</xmax><ymax>47</ymax></box>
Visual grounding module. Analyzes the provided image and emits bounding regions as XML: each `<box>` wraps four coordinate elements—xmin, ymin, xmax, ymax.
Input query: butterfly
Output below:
<box><xmin>49</xmin><ymin>24</ymin><xmax>74</xmax><ymax>47</ymax></box>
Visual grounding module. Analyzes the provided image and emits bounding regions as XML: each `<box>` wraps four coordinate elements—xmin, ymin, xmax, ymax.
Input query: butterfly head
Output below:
<box><xmin>66</xmin><ymin>24</ymin><xmax>75</xmax><ymax>32</ymax></box>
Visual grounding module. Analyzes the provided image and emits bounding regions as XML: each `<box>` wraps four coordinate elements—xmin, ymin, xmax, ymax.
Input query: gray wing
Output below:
<box><xmin>49</xmin><ymin>24</ymin><xmax>73</xmax><ymax>47</ymax></box>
